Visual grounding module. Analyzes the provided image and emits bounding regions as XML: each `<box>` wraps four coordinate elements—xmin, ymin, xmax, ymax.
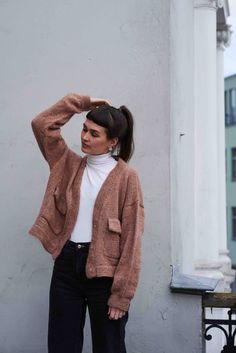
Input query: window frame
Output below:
<box><xmin>232</xmin><ymin>207</ymin><xmax>236</xmax><ymax>241</ymax></box>
<box><xmin>231</xmin><ymin>147</ymin><xmax>236</xmax><ymax>181</ymax></box>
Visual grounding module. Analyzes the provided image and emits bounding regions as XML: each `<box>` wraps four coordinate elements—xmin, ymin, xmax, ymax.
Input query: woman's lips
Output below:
<box><xmin>82</xmin><ymin>142</ymin><xmax>89</xmax><ymax>147</ymax></box>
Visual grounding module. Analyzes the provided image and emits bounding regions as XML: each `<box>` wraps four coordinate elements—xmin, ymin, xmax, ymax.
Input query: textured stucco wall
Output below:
<box><xmin>0</xmin><ymin>1</ymin><xmax>202</xmax><ymax>352</ymax></box>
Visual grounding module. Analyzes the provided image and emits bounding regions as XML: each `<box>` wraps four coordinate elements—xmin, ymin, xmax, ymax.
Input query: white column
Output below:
<box><xmin>217</xmin><ymin>23</ymin><xmax>235</xmax><ymax>290</ymax></box>
<box><xmin>170</xmin><ymin>0</ymin><xmax>195</xmax><ymax>275</ymax></box>
<box><xmin>194</xmin><ymin>0</ymin><xmax>224</xmax><ymax>286</ymax></box>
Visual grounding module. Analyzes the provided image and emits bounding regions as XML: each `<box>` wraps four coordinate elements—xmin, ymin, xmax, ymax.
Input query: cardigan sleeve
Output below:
<box><xmin>107</xmin><ymin>170</ymin><xmax>145</xmax><ymax>311</ymax></box>
<box><xmin>31</xmin><ymin>93</ymin><xmax>91</xmax><ymax>171</ymax></box>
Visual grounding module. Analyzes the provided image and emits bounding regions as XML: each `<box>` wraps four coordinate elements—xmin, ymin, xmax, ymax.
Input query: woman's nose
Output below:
<box><xmin>83</xmin><ymin>131</ymin><xmax>89</xmax><ymax>140</ymax></box>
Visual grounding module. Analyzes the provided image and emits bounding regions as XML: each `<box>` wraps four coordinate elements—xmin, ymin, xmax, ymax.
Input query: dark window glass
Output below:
<box><xmin>225</xmin><ymin>88</ymin><xmax>236</xmax><ymax>125</ymax></box>
<box><xmin>226</xmin><ymin>148</ymin><xmax>227</xmax><ymax>179</ymax></box>
<box><xmin>226</xmin><ymin>206</ymin><xmax>228</xmax><ymax>236</ymax></box>
<box><xmin>225</xmin><ymin>91</ymin><xmax>227</xmax><ymax>112</ymax></box>
<box><xmin>232</xmin><ymin>148</ymin><xmax>236</xmax><ymax>181</ymax></box>
<box><xmin>230</xmin><ymin>88</ymin><xmax>236</xmax><ymax>124</ymax></box>
<box><xmin>225</xmin><ymin>90</ymin><xmax>228</xmax><ymax>125</ymax></box>
<box><xmin>232</xmin><ymin>207</ymin><xmax>236</xmax><ymax>241</ymax></box>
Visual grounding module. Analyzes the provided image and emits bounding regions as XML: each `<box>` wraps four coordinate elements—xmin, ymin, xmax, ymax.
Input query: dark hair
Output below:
<box><xmin>86</xmin><ymin>104</ymin><xmax>134</xmax><ymax>162</ymax></box>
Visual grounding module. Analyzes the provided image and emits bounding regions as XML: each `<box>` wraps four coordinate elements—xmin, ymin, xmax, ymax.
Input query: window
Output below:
<box><xmin>230</xmin><ymin>88</ymin><xmax>236</xmax><ymax>109</ymax></box>
<box><xmin>225</xmin><ymin>90</ymin><xmax>229</xmax><ymax>125</ymax></box>
<box><xmin>230</xmin><ymin>88</ymin><xmax>236</xmax><ymax>124</ymax></box>
<box><xmin>225</xmin><ymin>88</ymin><xmax>236</xmax><ymax>125</ymax></box>
<box><xmin>226</xmin><ymin>206</ymin><xmax>228</xmax><ymax>236</ymax></box>
<box><xmin>232</xmin><ymin>207</ymin><xmax>236</xmax><ymax>241</ymax></box>
<box><xmin>225</xmin><ymin>90</ymin><xmax>228</xmax><ymax>114</ymax></box>
<box><xmin>232</xmin><ymin>148</ymin><xmax>236</xmax><ymax>181</ymax></box>
<box><xmin>225</xmin><ymin>148</ymin><xmax>227</xmax><ymax>179</ymax></box>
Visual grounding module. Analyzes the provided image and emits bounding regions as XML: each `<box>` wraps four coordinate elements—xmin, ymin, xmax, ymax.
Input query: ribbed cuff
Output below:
<box><xmin>63</xmin><ymin>93</ymin><xmax>91</xmax><ymax>111</ymax></box>
<box><xmin>107</xmin><ymin>293</ymin><xmax>131</xmax><ymax>312</ymax></box>
<box><xmin>81</xmin><ymin>95</ymin><xmax>91</xmax><ymax>111</ymax></box>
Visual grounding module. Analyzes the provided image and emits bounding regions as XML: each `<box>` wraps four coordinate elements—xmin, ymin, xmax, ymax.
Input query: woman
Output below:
<box><xmin>28</xmin><ymin>92</ymin><xmax>145</xmax><ymax>353</ymax></box>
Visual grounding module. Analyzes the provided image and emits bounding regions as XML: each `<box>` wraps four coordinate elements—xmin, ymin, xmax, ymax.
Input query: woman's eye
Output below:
<box><xmin>82</xmin><ymin>127</ymin><xmax>98</xmax><ymax>137</ymax></box>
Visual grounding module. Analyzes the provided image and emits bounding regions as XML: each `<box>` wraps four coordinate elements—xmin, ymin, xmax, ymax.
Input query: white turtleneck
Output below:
<box><xmin>70</xmin><ymin>151</ymin><xmax>118</xmax><ymax>243</ymax></box>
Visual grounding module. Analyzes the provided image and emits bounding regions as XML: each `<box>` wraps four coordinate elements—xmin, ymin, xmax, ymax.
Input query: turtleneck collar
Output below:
<box><xmin>86</xmin><ymin>151</ymin><xmax>115</xmax><ymax>167</ymax></box>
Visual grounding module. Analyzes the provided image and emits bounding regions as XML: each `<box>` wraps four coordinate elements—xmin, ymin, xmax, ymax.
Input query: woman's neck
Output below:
<box><xmin>86</xmin><ymin>151</ymin><xmax>115</xmax><ymax>167</ymax></box>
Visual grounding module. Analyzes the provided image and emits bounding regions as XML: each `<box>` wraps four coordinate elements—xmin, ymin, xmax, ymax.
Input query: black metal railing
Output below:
<box><xmin>203</xmin><ymin>293</ymin><xmax>236</xmax><ymax>353</ymax></box>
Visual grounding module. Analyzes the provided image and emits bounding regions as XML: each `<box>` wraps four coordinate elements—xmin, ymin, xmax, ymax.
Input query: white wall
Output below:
<box><xmin>0</xmin><ymin>1</ymin><xmax>203</xmax><ymax>352</ymax></box>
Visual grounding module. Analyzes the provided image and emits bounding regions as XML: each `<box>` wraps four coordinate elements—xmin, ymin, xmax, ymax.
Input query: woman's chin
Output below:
<box><xmin>81</xmin><ymin>145</ymin><xmax>89</xmax><ymax>153</ymax></box>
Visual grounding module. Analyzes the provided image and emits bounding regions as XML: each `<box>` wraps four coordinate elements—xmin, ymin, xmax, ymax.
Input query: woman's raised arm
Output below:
<box><xmin>31</xmin><ymin>93</ymin><xmax>112</xmax><ymax>171</ymax></box>
<box><xmin>31</xmin><ymin>93</ymin><xmax>94</xmax><ymax>171</ymax></box>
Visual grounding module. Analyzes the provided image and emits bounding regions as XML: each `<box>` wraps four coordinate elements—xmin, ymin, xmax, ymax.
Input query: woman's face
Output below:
<box><xmin>81</xmin><ymin>119</ymin><xmax>118</xmax><ymax>155</ymax></box>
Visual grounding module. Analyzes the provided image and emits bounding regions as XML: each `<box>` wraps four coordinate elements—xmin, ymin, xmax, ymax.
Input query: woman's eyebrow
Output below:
<box><xmin>83</xmin><ymin>123</ymin><xmax>101</xmax><ymax>134</ymax></box>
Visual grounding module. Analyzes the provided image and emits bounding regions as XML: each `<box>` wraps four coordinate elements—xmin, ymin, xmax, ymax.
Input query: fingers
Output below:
<box><xmin>90</xmin><ymin>97</ymin><xmax>111</xmax><ymax>107</ymax></box>
<box><xmin>108</xmin><ymin>306</ymin><xmax>126</xmax><ymax>320</ymax></box>
<box><xmin>101</xmin><ymin>99</ymin><xmax>111</xmax><ymax>105</ymax></box>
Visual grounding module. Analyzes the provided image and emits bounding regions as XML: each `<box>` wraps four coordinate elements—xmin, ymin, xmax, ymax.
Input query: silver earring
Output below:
<box><xmin>108</xmin><ymin>146</ymin><xmax>113</xmax><ymax>152</ymax></box>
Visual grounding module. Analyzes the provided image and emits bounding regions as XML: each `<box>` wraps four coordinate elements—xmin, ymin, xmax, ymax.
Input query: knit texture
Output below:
<box><xmin>29</xmin><ymin>93</ymin><xmax>145</xmax><ymax>311</ymax></box>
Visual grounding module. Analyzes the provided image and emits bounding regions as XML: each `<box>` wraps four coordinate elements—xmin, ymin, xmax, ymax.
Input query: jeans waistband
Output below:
<box><xmin>64</xmin><ymin>240</ymin><xmax>91</xmax><ymax>250</ymax></box>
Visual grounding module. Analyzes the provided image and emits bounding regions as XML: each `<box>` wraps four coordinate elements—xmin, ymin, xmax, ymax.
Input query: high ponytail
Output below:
<box><xmin>118</xmin><ymin>105</ymin><xmax>134</xmax><ymax>162</ymax></box>
<box><xmin>86</xmin><ymin>103</ymin><xmax>135</xmax><ymax>162</ymax></box>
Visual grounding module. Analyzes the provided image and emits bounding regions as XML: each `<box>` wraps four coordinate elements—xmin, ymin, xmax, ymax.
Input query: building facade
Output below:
<box><xmin>225</xmin><ymin>74</ymin><xmax>236</xmax><ymax>271</ymax></box>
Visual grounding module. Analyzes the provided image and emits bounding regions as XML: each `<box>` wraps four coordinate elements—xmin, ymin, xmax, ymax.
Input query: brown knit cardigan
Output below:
<box><xmin>28</xmin><ymin>93</ymin><xmax>145</xmax><ymax>311</ymax></box>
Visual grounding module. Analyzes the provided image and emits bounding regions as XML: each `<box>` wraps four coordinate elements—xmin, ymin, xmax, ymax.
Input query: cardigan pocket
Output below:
<box><xmin>39</xmin><ymin>186</ymin><xmax>67</xmax><ymax>235</ymax></box>
<box><xmin>103</xmin><ymin>218</ymin><xmax>121</xmax><ymax>259</ymax></box>
<box><xmin>53</xmin><ymin>185</ymin><xmax>67</xmax><ymax>215</ymax></box>
<box><xmin>38</xmin><ymin>213</ymin><xmax>65</xmax><ymax>235</ymax></box>
<box><xmin>108</xmin><ymin>218</ymin><xmax>122</xmax><ymax>234</ymax></box>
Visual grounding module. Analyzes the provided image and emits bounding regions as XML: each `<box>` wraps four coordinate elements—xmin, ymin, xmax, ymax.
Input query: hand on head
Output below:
<box><xmin>89</xmin><ymin>97</ymin><xmax>111</xmax><ymax>109</ymax></box>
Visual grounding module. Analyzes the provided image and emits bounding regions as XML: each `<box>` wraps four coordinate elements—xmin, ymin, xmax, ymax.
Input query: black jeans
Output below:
<box><xmin>48</xmin><ymin>240</ymin><xmax>128</xmax><ymax>353</ymax></box>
